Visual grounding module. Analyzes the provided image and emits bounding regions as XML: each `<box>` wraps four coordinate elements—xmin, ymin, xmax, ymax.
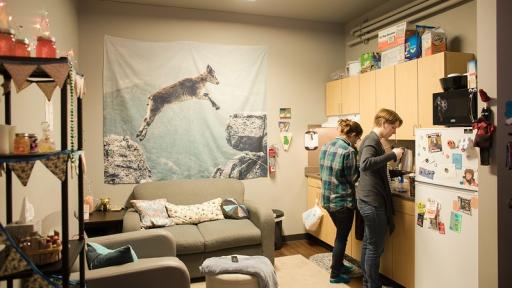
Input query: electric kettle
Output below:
<box><xmin>398</xmin><ymin>148</ymin><xmax>414</xmax><ymax>173</ymax></box>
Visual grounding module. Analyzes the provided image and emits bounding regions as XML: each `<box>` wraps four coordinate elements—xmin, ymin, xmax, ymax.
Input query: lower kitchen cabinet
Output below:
<box><xmin>306</xmin><ymin>177</ymin><xmax>415</xmax><ymax>287</ymax></box>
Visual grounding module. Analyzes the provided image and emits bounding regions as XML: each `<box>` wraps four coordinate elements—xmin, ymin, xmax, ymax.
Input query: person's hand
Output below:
<box><xmin>392</xmin><ymin>147</ymin><xmax>404</xmax><ymax>161</ymax></box>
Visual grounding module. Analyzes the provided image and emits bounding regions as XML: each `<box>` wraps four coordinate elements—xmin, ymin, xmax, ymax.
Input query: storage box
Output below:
<box><xmin>381</xmin><ymin>44</ymin><xmax>405</xmax><ymax>68</ymax></box>
<box><xmin>422</xmin><ymin>28</ymin><xmax>447</xmax><ymax>57</ymax></box>
<box><xmin>346</xmin><ymin>60</ymin><xmax>361</xmax><ymax>76</ymax></box>
<box><xmin>360</xmin><ymin>52</ymin><xmax>381</xmax><ymax>72</ymax></box>
<box><xmin>377</xmin><ymin>22</ymin><xmax>415</xmax><ymax>52</ymax></box>
<box><xmin>405</xmin><ymin>32</ymin><xmax>421</xmax><ymax>60</ymax></box>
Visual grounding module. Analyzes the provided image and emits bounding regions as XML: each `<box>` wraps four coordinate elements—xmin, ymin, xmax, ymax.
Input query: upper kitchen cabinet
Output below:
<box><xmin>359</xmin><ymin>70</ymin><xmax>376</xmax><ymax>135</ymax></box>
<box><xmin>325</xmin><ymin>79</ymin><xmax>342</xmax><ymax>116</ymax></box>
<box><xmin>395</xmin><ymin>60</ymin><xmax>418</xmax><ymax>140</ymax></box>
<box><xmin>375</xmin><ymin>66</ymin><xmax>395</xmax><ymax>111</ymax></box>
<box><xmin>341</xmin><ymin>76</ymin><xmax>360</xmax><ymax>115</ymax></box>
<box><xmin>417</xmin><ymin>52</ymin><xmax>474</xmax><ymax>128</ymax></box>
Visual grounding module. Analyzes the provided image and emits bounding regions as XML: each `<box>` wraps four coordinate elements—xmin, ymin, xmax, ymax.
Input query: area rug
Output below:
<box><xmin>191</xmin><ymin>254</ymin><xmax>349</xmax><ymax>288</ymax></box>
<box><xmin>309</xmin><ymin>253</ymin><xmax>363</xmax><ymax>278</ymax></box>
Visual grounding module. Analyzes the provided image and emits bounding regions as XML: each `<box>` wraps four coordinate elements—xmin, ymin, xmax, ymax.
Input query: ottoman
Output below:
<box><xmin>205</xmin><ymin>273</ymin><xmax>259</xmax><ymax>288</ymax></box>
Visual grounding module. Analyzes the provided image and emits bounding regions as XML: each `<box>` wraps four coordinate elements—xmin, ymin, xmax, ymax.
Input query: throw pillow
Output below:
<box><xmin>131</xmin><ymin>198</ymin><xmax>172</xmax><ymax>228</ymax></box>
<box><xmin>86</xmin><ymin>242</ymin><xmax>138</xmax><ymax>270</ymax></box>
<box><xmin>221</xmin><ymin>198</ymin><xmax>250</xmax><ymax>219</ymax></box>
<box><xmin>166</xmin><ymin>198</ymin><xmax>224</xmax><ymax>225</ymax></box>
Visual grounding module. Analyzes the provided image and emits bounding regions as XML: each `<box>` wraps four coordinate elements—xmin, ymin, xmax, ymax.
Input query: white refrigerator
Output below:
<box><xmin>414</xmin><ymin>128</ymin><xmax>479</xmax><ymax>288</ymax></box>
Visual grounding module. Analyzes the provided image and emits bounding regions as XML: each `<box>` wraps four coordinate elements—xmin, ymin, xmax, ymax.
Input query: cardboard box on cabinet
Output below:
<box><xmin>377</xmin><ymin>22</ymin><xmax>416</xmax><ymax>52</ymax></box>
<box><xmin>381</xmin><ymin>44</ymin><xmax>405</xmax><ymax>68</ymax></box>
<box><xmin>422</xmin><ymin>28</ymin><xmax>447</xmax><ymax>57</ymax></box>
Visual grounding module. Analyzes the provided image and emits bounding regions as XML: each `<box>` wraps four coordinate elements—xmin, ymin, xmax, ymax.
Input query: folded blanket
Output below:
<box><xmin>199</xmin><ymin>255</ymin><xmax>278</xmax><ymax>288</ymax></box>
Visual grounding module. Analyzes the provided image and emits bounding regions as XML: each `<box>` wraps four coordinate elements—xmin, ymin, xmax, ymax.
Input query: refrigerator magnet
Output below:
<box><xmin>452</xmin><ymin>153</ymin><xmax>463</xmax><ymax>170</ymax></box>
<box><xmin>419</xmin><ymin>167</ymin><xmax>435</xmax><ymax>180</ymax></box>
<box><xmin>427</xmin><ymin>133</ymin><xmax>443</xmax><ymax>153</ymax></box>
<box><xmin>438</xmin><ymin>222</ymin><xmax>446</xmax><ymax>234</ymax></box>
<box><xmin>452</xmin><ymin>200</ymin><xmax>461</xmax><ymax>211</ymax></box>
<box><xmin>458</xmin><ymin>196</ymin><xmax>472</xmax><ymax>215</ymax></box>
<box><xmin>417</xmin><ymin>213</ymin><xmax>425</xmax><ymax>227</ymax></box>
<box><xmin>449</xmin><ymin>211</ymin><xmax>463</xmax><ymax>233</ymax></box>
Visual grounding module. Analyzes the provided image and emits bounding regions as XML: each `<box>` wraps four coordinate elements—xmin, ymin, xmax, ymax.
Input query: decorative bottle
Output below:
<box><xmin>38</xmin><ymin>121</ymin><xmax>56</xmax><ymax>152</ymax></box>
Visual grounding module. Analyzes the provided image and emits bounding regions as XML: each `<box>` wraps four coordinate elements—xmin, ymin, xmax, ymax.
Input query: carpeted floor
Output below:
<box><xmin>191</xmin><ymin>254</ymin><xmax>350</xmax><ymax>288</ymax></box>
<box><xmin>309</xmin><ymin>253</ymin><xmax>363</xmax><ymax>278</ymax></box>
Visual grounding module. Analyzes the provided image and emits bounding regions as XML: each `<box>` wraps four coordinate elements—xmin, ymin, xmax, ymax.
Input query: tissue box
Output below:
<box><xmin>381</xmin><ymin>44</ymin><xmax>405</xmax><ymax>68</ymax></box>
<box><xmin>422</xmin><ymin>28</ymin><xmax>447</xmax><ymax>57</ymax></box>
<box><xmin>5</xmin><ymin>223</ymin><xmax>35</xmax><ymax>241</ymax></box>
<box><xmin>377</xmin><ymin>22</ymin><xmax>415</xmax><ymax>52</ymax></box>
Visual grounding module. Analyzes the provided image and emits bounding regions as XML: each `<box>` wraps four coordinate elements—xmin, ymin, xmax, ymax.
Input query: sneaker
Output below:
<box><xmin>329</xmin><ymin>274</ymin><xmax>350</xmax><ymax>284</ymax></box>
<box><xmin>341</xmin><ymin>263</ymin><xmax>355</xmax><ymax>274</ymax></box>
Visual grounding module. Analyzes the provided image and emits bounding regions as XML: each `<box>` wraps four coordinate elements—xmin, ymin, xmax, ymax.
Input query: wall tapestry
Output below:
<box><xmin>103</xmin><ymin>36</ymin><xmax>267</xmax><ymax>184</ymax></box>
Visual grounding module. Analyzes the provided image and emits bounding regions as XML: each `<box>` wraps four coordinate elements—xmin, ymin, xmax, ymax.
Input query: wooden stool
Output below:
<box><xmin>205</xmin><ymin>273</ymin><xmax>259</xmax><ymax>288</ymax></box>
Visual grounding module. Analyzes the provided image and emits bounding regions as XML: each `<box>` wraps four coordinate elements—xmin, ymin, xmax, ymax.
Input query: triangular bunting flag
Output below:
<box><xmin>7</xmin><ymin>161</ymin><xmax>36</xmax><ymax>186</ymax></box>
<box><xmin>40</xmin><ymin>154</ymin><xmax>68</xmax><ymax>181</ymax></box>
<box><xmin>3</xmin><ymin>64</ymin><xmax>37</xmax><ymax>92</ymax></box>
<box><xmin>41</xmin><ymin>63</ymin><xmax>69</xmax><ymax>88</ymax></box>
<box><xmin>36</xmin><ymin>82</ymin><xmax>58</xmax><ymax>102</ymax></box>
<box><xmin>15</xmin><ymin>81</ymin><xmax>32</xmax><ymax>93</ymax></box>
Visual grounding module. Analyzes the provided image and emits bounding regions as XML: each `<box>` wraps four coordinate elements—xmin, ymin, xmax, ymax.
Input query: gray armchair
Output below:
<box><xmin>71</xmin><ymin>229</ymin><xmax>189</xmax><ymax>288</ymax></box>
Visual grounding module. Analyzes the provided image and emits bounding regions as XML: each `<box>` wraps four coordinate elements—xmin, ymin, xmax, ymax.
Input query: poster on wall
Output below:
<box><xmin>103</xmin><ymin>36</ymin><xmax>268</xmax><ymax>184</ymax></box>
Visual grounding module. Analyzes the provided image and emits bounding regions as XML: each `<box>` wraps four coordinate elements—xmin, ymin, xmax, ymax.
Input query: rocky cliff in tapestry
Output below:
<box><xmin>103</xmin><ymin>36</ymin><xmax>267</xmax><ymax>183</ymax></box>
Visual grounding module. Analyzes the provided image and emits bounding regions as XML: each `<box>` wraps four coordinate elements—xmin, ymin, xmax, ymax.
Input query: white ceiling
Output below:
<box><xmin>109</xmin><ymin>0</ymin><xmax>397</xmax><ymax>24</ymax></box>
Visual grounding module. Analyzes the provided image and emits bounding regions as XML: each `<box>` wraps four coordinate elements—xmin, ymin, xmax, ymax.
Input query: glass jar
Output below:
<box><xmin>28</xmin><ymin>134</ymin><xmax>38</xmax><ymax>153</ymax></box>
<box><xmin>36</xmin><ymin>36</ymin><xmax>56</xmax><ymax>58</ymax></box>
<box><xmin>14</xmin><ymin>133</ymin><xmax>30</xmax><ymax>155</ymax></box>
<box><xmin>0</xmin><ymin>28</ymin><xmax>16</xmax><ymax>56</ymax></box>
<box><xmin>14</xmin><ymin>38</ymin><xmax>30</xmax><ymax>57</ymax></box>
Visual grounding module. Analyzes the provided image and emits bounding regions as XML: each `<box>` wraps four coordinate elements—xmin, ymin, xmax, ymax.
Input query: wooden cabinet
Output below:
<box><xmin>375</xmin><ymin>66</ymin><xmax>395</xmax><ymax>111</ymax></box>
<box><xmin>306</xmin><ymin>177</ymin><xmax>415</xmax><ymax>287</ymax></box>
<box><xmin>359</xmin><ymin>71</ymin><xmax>376</xmax><ymax>135</ymax></box>
<box><xmin>392</xmin><ymin>198</ymin><xmax>415</xmax><ymax>288</ymax></box>
<box><xmin>341</xmin><ymin>76</ymin><xmax>360</xmax><ymax>115</ymax></box>
<box><xmin>417</xmin><ymin>52</ymin><xmax>474</xmax><ymax>128</ymax></box>
<box><xmin>395</xmin><ymin>60</ymin><xmax>418</xmax><ymax>140</ymax></box>
<box><xmin>306</xmin><ymin>178</ymin><xmax>336</xmax><ymax>247</ymax></box>
<box><xmin>326</xmin><ymin>79</ymin><xmax>342</xmax><ymax>116</ymax></box>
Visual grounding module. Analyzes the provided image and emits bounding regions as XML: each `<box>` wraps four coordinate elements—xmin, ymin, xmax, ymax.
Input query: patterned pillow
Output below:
<box><xmin>130</xmin><ymin>199</ymin><xmax>173</xmax><ymax>228</ymax></box>
<box><xmin>165</xmin><ymin>198</ymin><xmax>224</xmax><ymax>225</ymax></box>
<box><xmin>221</xmin><ymin>198</ymin><xmax>250</xmax><ymax>219</ymax></box>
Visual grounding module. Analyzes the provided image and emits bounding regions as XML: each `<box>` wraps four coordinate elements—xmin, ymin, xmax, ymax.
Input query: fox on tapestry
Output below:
<box><xmin>136</xmin><ymin>64</ymin><xmax>220</xmax><ymax>141</ymax></box>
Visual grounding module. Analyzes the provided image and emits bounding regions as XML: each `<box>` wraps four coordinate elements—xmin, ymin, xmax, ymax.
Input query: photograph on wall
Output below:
<box><xmin>279</xmin><ymin>108</ymin><xmax>291</xmax><ymax>119</ymax></box>
<box><xmin>103</xmin><ymin>36</ymin><xmax>268</xmax><ymax>183</ymax></box>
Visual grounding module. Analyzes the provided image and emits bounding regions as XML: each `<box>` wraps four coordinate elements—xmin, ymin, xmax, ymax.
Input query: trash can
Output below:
<box><xmin>272</xmin><ymin>209</ymin><xmax>284</xmax><ymax>250</ymax></box>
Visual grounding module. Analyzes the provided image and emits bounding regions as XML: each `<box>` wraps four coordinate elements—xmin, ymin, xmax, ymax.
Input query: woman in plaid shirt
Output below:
<box><xmin>319</xmin><ymin>119</ymin><xmax>363</xmax><ymax>284</ymax></box>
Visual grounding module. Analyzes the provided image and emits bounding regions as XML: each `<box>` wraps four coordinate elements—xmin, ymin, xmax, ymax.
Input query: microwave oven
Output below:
<box><xmin>432</xmin><ymin>89</ymin><xmax>477</xmax><ymax>126</ymax></box>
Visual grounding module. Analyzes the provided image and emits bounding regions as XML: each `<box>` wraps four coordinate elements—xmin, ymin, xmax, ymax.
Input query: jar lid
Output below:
<box><xmin>37</xmin><ymin>35</ymin><xmax>55</xmax><ymax>42</ymax></box>
<box><xmin>15</xmin><ymin>37</ymin><xmax>29</xmax><ymax>44</ymax></box>
<box><xmin>0</xmin><ymin>27</ymin><xmax>15</xmax><ymax>35</ymax></box>
<box><xmin>28</xmin><ymin>133</ymin><xmax>37</xmax><ymax>137</ymax></box>
<box><xmin>15</xmin><ymin>133</ymin><xmax>29</xmax><ymax>137</ymax></box>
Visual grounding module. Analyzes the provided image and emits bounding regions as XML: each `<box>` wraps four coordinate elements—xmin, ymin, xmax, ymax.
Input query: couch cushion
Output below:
<box><xmin>162</xmin><ymin>225</ymin><xmax>204</xmax><ymax>255</ymax></box>
<box><xmin>166</xmin><ymin>198</ymin><xmax>224</xmax><ymax>225</ymax></box>
<box><xmin>197</xmin><ymin>219</ymin><xmax>261</xmax><ymax>252</ymax></box>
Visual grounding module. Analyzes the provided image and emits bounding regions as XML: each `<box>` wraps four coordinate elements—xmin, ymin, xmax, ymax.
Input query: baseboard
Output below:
<box><xmin>283</xmin><ymin>233</ymin><xmax>307</xmax><ymax>242</ymax></box>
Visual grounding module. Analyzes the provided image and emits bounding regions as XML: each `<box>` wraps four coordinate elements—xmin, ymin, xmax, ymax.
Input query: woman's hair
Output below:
<box><xmin>337</xmin><ymin>119</ymin><xmax>363</xmax><ymax>137</ymax></box>
<box><xmin>464</xmin><ymin>169</ymin><xmax>474</xmax><ymax>178</ymax></box>
<box><xmin>374</xmin><ymin>108</ymin><xmax>403</xmax><ymax>127</ymax></box>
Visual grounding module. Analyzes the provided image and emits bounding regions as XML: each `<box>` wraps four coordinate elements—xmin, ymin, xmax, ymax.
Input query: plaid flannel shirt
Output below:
<box><xmin>319</xmin><ymin>137</ymin><xmax>358</xmax><ymax>212</ymax></box>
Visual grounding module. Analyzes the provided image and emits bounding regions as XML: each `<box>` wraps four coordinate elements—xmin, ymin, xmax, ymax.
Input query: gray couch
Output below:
<box><xmin>123</xmin><ymin>179</ymin><xmax>275</xmax><ymax>278</ymax></box>
<box><xmin>71</xmin><ymin>229</ymin><xmax>189</xmax><ymax>288</ymax></box>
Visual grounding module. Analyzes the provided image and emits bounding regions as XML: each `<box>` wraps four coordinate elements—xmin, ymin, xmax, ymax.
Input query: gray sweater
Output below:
<box><xmin>357</xmin><ymin>131</ymin><xmax>397</xmax><ymax>233</ymax></box>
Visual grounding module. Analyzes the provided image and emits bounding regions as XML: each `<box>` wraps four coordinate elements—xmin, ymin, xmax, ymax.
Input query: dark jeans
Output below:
<box><xmin>328</xmin><ymin>207</ymin><xmax>355</xmax><ymax>278</ymax></box>
<box><xmin>357</xmin><ymin>199</ymin><xmax>387</xmax><ymax>288</ymax></box>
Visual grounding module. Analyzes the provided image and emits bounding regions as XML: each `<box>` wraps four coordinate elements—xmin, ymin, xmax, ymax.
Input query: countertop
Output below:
<box><xmin>305</xmin><ymin>167</ymin><xmax>415</xmax><ymax>201</ymax></box>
